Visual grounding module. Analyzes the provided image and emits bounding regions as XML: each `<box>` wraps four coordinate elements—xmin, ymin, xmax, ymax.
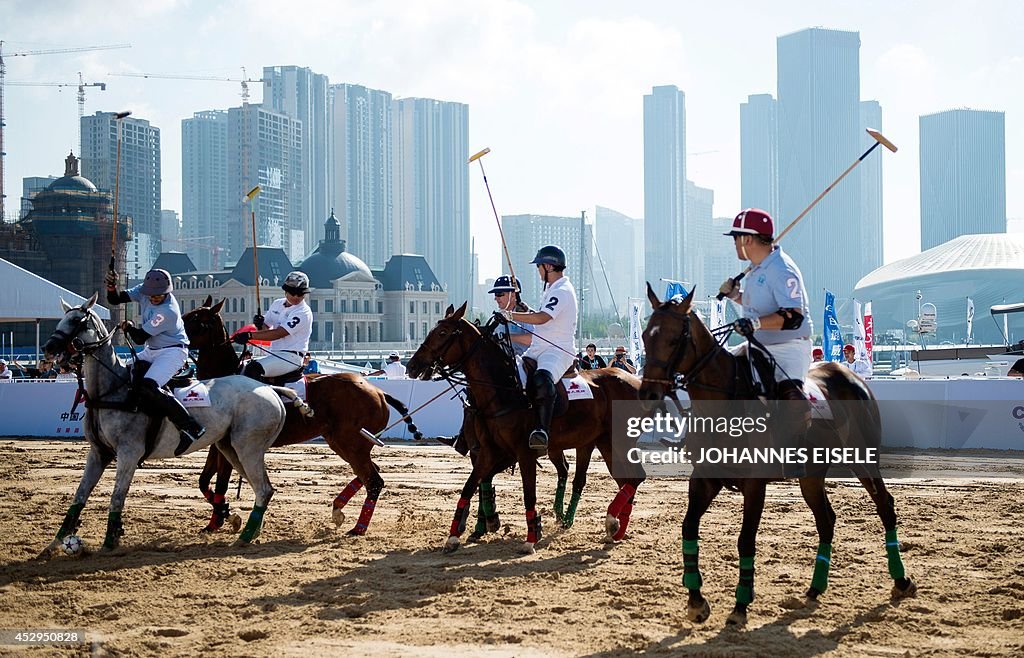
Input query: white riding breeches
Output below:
<box><xmin>729</xmin><ymin>338</ymin><xmax>811</xmax><ymax>383</ymax></box>
<box><xmin>137</xmin><ymin>345</ymin><xmax>188</xmax><ymax>387</ymax></box>
<box><xmin>253</xmin><ymin>350</ymin><xmax>304</xmax><ymax>378</ymax></box>
<box><xmin>525</xmin><ymin>345</ymin><xmax>577</xmax><ymax>380</ymax></box>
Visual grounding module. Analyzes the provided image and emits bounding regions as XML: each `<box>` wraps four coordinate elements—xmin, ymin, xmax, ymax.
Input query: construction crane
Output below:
<box><xmin>109</xmin><ymin>68</ymin><xmax>265</xmax><ymax>105</ymax></box>
<box><xmin>0</xmin><ymin>40</ymin><xmax>130</xmax><ymax>220</ymax></box>
<box><xmin>6</xmin><ymin>73</ymin><xmax>108</xmax><ymax>154</ymax></box>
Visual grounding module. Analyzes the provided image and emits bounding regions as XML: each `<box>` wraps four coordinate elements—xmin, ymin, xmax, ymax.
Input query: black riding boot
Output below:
<box><xmin>242</xmin><ymin>360</ymin><xmax>266</xmax><ymax>382</ymax></box>
<box><xmin>775</xmin><ymin>379</ymin><xmax>810</xmax><ymax>478</ymax></box>
<box><xmin>529</xmin><ymin>370</ymin><xmax>556</xmax><ymax>450</ymax></box>
<box><xmin>137</xmin><ymin>379</ymin><xmax>206</xmax><ymax>456</ymax></box>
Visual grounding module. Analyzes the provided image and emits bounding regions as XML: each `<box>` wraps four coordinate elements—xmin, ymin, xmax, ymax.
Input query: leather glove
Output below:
<box><xmin>718</xmin><ymin>277</ymin><xmax>738</xmax><ymax>299</ymax></box>
<box><xmin>493</xmin><ymin>309</ymin><xmax>513</xmax><ymax>324</ymax></box>
<box><xmin>733</xmin><ymin>317</ymin><xmax>760</xmax><ymax>337</ymax></box>
<box><xmin>105</xmin><ymin>271</ymin><xmax>118</xmax><ymax>290</ymax></box>
<box><xmin>232</xmin><ymin>331</ymin><xmax>253</xmax><ymax>345</ymax></box>
<box><xmin>118</xmin><ymin>320</ymin><xmax>134</xmax><ymax>332</ymax></box>
<box><xmin>253</xmin><ymin>313</ymin><xmax>266</xmax><ymax>330</ymax></box>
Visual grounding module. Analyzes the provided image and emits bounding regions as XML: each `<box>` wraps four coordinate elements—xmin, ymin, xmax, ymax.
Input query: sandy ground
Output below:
<box><xmin>1</xmin><ymin>440</ymin><xmax>1023</xmax><ymax>657</ymax></box>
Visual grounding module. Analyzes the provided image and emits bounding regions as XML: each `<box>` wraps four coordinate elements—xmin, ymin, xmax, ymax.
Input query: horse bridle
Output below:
<box><xmin>641</xmin><ymin>304</ymin><xmax>735</xmax><ymax>396</ymax></box>
<box><xmin>50</xmin><ymin>310</ymin><xmax>112</xmax><ymax>358</ymax></box>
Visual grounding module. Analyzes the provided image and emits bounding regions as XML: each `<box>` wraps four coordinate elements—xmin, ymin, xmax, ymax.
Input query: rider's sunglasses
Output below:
<box><xmin>493</xmin><ymin>292</ymin><xmax>508</xmax><ymax>298</ymax></box>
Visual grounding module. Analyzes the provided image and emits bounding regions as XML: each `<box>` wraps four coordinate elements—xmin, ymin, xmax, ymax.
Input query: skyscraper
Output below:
<box><xmin>740</xmin><ymin>93</ymin><xmax>778</xmax><ymax>220</ymax></box>
<box><xmin>227</xmin><ymin>104</ymin><xmax>304</xmax><ymax>262</ymax></box>
<box><xmin>181</xmin><ymin>110</ymin><xmax>231</xmax><ymax>270</ymax></box>
<box><xmin>330</xmin><ymin>83</ymin><xmax>393</xmax><ymax>269</ymax></box>
<box><xmin>80</xmin><ymin>111</ymin><xmax>161</xmax><ymax>272</ymax></box>
<box><xmin>920</xmin><ymin>109</ymin><xmax>1006</xmax><ymax>251</ymax></box>
<box><xmin>594</xmin><ymin>206</ymin><xmax>643</xmax><ymax>317</ymax></box>
<box><xmin>263</xmin><ymin>66</ymin><xmax>330</xmax><ymax>253</ymax></box>
<box><xmin>860</xmin><ymin>100</ymin><xmax>884</xmax><ymax>273</ymax></box>
<box><xmin>777</xmin><ymin>28</ymin><xmax>861</xmax><ymax>310</ymax></box>
<box><xmin>685</xmin><ymin>180</ymin><xmax>715</xmax><ymax>297</ymax></box>
<box><xmin>392</xmin><ymin>97</ymin><xmax>470</xmax><ymax>305</ymax></box>
<box><xmin>643</xmin><ymin>85</ymin><xmax>686</xmax><ymax>286</ymax></box>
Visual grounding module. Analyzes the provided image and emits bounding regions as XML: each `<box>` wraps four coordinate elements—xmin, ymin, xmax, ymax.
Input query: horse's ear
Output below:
<box><xmin>211</xmin><ymin>298</ymin><xmax>225</xmax><ymax>314</ymax></box>
<box><xmin>60</xmin><ymin>297</ymin><xmax>74</xmax><ymax>313</ymax></box>
<box><xmin>444</xmin><ymin>304</ymin><xmax>455</xmax><ymax>317</ymax></box>
<box><xmin>645</xmin><ymin>281</ymin><xmax>661</xmax><ymax>309</ymax></box>
<box><xmin>682</xmin><ymin>286</ymin><xmax>696</xmax><ymax>308</ymax></box>
<box><xmin>82</xmin><ymin>292</ymin><xmax>98</xmax><ymax>311</ymax></box>
<box><xmin>452</xmin><ymin>301</ymin><xmax>468</xmax><ymax>320</ymax></box>
<box><xmin>203</xmin><ymin>294</ymin><xmax>213</xmax><ymax>307</ymax></box>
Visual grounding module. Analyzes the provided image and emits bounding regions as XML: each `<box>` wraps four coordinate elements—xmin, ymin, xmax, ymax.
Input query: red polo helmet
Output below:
<box><xmin>725</xmin><ymin>208</ymin><xmax>774</xmax><ymax>238</ymax></box>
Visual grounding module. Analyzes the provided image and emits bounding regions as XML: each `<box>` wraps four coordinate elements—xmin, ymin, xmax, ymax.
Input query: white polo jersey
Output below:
<box><xmin>525</xmin><ymin>276</ymin><xmax>578</xmax><ymax>357</ymax></box>
<box><xmin>264</xmin><ymin>297</ymin><xmax>313</xmax><ymax>353</ymax></box>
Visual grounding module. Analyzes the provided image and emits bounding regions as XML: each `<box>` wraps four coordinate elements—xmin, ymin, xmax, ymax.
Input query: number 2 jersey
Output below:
<box><xmin>525</xmin><ymin>276</ymin><xmax>578</xmax><ymax>357</ymax></box>
<box><xmin>740</xmin><ymin>246</ymin><xmax>812</xmax><ymax>345</ymax></box>
<box><xmin>264</xmin><ymin>297</ymin><xmax>313</xmax><ymax>352</ymax></box>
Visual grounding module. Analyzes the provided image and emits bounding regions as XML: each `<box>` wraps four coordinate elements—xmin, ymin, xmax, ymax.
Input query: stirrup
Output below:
<box><xmin>528</xmin><ymin>429</ymin><xmax>549</xmax><ymax>450</ymax></box>
<box><xmin>174</xmin><ymin>426</ymin><xmax>205</xmax><ymax>456</ymax></box>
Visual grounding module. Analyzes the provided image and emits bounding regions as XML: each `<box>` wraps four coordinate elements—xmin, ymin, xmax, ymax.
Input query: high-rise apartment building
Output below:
<box><xmin>685</xmin><ymin>180</ymin><xmax>715</xmax><ymax>298</ymax></box>
<box><xmin>80</xmin><ymin>111</ymin><xmax>161</xmax><ymax>272</ymax></box>
<box><xmin>643</xmin><ymin>85</ymin><xmax>686</xmax><ymax>286</ymax></box>
<box><xmin>181</xmin><ymin>110</ymin><xmax>231</xmax><ymax>270</ymax></box>
<box><xmin>263</xmin><ymin>66</ymin><xmax>330</xmax><ymax>253</ymax></box>
<box><xmin>740</xmin><ymin>93</ymin><xmax>778</xmax><ymax>220</ymax></box>
<box><xmin>330</xmin><ymin>83</ymin><xmax>393</xmax><ymax>269</ymax></box>
<box><xmin>776</xmin><ymin>28</ymin><xmax>862</xmax><ymax>310</ymax></box>
<box><xmin>594</xmin><ymin>206</ymin><xmax>643</xmax><ymax>317</ymax></box>
<box><xmin>392</xmin><ymin>97</ymin><xmax>470</xmax><ymax>305</ymax></box>
<box><xmin>860</xmin><ymin>100</ymin><xmax>884</xmax><ymax>272</ymax></box>
<box><xmin>920</xmin><ymin>109</ymin><xmax>1006</xmax><ymax>251</ymax></box>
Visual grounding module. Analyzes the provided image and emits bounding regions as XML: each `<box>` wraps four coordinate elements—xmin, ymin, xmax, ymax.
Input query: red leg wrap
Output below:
<box><xmin>351</xmin><ymin>498</ymin><xmax>376</xmax><ymax>535</ymax></box>
<box><xmin>333</xmin><ymin>478</ymin><xmax>364</xmax><ymax>509</ymax></box>
<box><xmin>450</xmin><ymin>497</ymin><xmax>471</xmax><ymax>536</ymax></box>
<box><xmin>526</xmin><ymin>508</ymin><xmax>542</xmax><ymax>544</ymax></box>
<box><xmin>607</xmin><ymin>483</ymin><xmax>637</xmax><ymax>517</ymax></box>
<box><xmin>613</xmin><ymin>503</ymin><xmax>632</xmax><ymax>541</ymax></box>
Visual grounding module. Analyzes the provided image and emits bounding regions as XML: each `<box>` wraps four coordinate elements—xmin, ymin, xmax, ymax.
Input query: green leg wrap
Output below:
<box><xmin>553</xmin><ymin>478</ymin><xmax>567</xmax><ymax>523</ymax></box>
<box><xmin>811</xmin><ymin>543</ymin><xmax>832</xmax><ymax>593</ymax></box>
<box><xmin>103</xmin><ymin>510</ymin><xmax>123</xmax><ymax>550</ymax></box>
<box><xmin>56</xmin><ymin>502</ymin><xmax>86</xmax><ymax>540</ymax></box>
<box><xmin>736</xmin><ymin>555</ymin><xmax>755</xmax><ymax>605</ymax></box>
<box><xmin>885</xmin><ymin>529</ymin><xmax>906</xmax><ymax>580</ymax></box>
<box><xmin>239</xmin><ymin>505</ymin><xmax>267</xmax><ymax>544</ymax></box>
<box><xmin>563</xmin><ymin>489</ymin><xmax>582</xmax><ymax>528</ymax></box>
<box><xmin>682</xmin><ymin>537</ymin><xmax>703</xmax><ymax>590</ymax></box>
<box><xmin>473</xmin><ymin>481</ymin><xmax>494</xmax><ymax>536</ymax></box>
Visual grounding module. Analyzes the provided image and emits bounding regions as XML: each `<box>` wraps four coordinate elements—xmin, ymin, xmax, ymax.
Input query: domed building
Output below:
<box><xmin>165</xmin><ymin>210</ymin><xmax>448</xmax><ymax>351</ymax></box>
<box><xmin>853</xmin><ymin>234</ymin><xmax>1024</xmax><ymax>345</ymax></box>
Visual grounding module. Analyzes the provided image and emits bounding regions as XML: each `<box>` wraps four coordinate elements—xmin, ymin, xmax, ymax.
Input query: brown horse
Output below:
<box><xmin>182</xmin><ymin>296</ymin><xmax>422</xmax><ymax>536</ymax></box>
<box><xmin>638</xmin><ymin>284</ymin><xmax>916</xmax><ymax>626</ymax></box>
<box><xmin>406</xmin><ymin>302</ymin><xmax>646</xmax><ymax>554</ymax></box>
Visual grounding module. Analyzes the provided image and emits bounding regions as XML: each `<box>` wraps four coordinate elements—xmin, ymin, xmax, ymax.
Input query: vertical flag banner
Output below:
<box><xmin>823</xmin><ymin>290</ymin><xmax>842</xmax><ymax>362</ymax></box>
<box><xmin>852</xmin><ymin>299</ymin><xmax>867</xmax><ymax>361</ymax></box>
<box><xmin>864</xmin><ymin>301</ymin><xmax>874</xmax><ymax>364</ymax></box>
<box><xmin>709</xmin><ymin>298</ymin><xmax>725</xmax><ymax>328</ymax></box>
<box><xmin>664</xmin><ymin>280</ymin><xmax>688</xmax><ymax>300</ymax></box>
<box><xmin>966</xmin><ymin>297</ymin><xmax>975</xmax><ymax>344</ymax></box>
<box><xmin>628</xmin><ymin>298</ymin><xmax>643</xmax><ymax>365</ymax></box>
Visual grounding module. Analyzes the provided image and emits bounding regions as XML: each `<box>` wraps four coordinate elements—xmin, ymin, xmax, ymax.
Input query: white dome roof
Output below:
<box><xmin>856</xmin><ymin>234</ymin><xmax>1024</xmax><ymax>289</ymax></box>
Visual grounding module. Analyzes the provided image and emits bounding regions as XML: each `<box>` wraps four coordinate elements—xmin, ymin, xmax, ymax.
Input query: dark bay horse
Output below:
<box><xmin>182</xmin><ymin>296</ymin><xmax>421</xmax><ymax>536</ymax></box>
<box><xmin>638</xmin><ymin>284</ymin><xmax>915</xmax><ymax>625</ymax></box>
<box><xmin>406</xmin><ymin>302</ymin><xmax>646</xmax><ymax>554</ymax></box>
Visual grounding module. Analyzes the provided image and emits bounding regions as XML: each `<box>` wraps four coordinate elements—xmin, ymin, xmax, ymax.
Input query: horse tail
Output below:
<box><xmin>383</xmin><ymin>393</ymin><xmax>424</xmax><ymax>441</ymax></box>
<box><xmin>269</xmin><ymin>385</ymin><xmax>315</xmax><ymax>418</ymax></box>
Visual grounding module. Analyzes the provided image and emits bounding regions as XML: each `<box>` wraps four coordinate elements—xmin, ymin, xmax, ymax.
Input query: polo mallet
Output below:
<box><xmin>469</xmin><ymin>147</ymin><xmax>518</xmax><ymax>289</ymax></box>
<box><xmin>108</xmin><ymin>111</ymin><xmax>132</xmax><ymax>276</ymax></box>
<box><xmin>717</xmin><ymin>128</ymin><xmax>897</xmax><ymax>300</ymax></box>
<box><xmin>359</xmin><ymin>381</ymin><xmax>458</xmax><ymax>447</ymax></box>
<box><xmin>244</xmin><ymin>185</ymin><xmax>262</xmax><ymax>316</ymax></box>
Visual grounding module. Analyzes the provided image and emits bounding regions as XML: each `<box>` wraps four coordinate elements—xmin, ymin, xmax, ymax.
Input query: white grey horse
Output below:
<box><xmin>38</xmin><ymin>293</ymin><xmax>288</xmax><ymax>556</ymax></box>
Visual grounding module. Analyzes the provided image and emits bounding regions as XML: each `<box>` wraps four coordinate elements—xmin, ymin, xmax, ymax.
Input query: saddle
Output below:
<box><xmin>260</xmin><ymin>367</ymin><xmax>305</xmax><ymax>386</ymax></box>
<box><xmin>521</xmin><ymin>357</ymin><xmax>578</xmax><ymax>418</ymax></box>
<box><xmin>130</xmin><ymin>360</ymin><xmax>194</xmax><ymax>392</ymax></box>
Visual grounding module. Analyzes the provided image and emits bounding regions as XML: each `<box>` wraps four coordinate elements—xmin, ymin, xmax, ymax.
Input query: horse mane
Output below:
<box><xmin>457</xmin><ymin>317</ymin><xmax>526</xmax><ymax>406</ymax></box>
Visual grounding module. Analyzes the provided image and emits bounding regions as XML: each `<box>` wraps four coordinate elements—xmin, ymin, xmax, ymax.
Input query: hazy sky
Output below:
<box><xmin>3</xmin><ymin>0</ymin><xmax>1021</xmax><ymax>280</ymax></box>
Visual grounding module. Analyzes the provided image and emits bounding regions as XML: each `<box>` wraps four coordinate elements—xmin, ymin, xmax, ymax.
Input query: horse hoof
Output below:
<box><xmin>804</xmin><ymin>587</ymin><xmax>821</xmax><ymax>601</ymax></box>
<box><xmin>519</xmin><ymin>542</ymin><xmax>536</xmax><ymax>555</ymax></box>
<box><xmin>486</xmin><ymin>517</ymin><xmax>501</xmax><ymax>533</ymax></box>
<box><xmin>891</xmin><ymin>578</ymin><xmax>917</xmax><ymax>600</ymax></box>
<box><xmin>604</xmin><ymin>514</ymin><xmax>620</xmax><ymax>542</ymax></box>
<box><xmin>35</xmin><ymin>543</ymin><xmax>58</xmax><ymax>561</ymax></box>
<box><xmin>346</xmin><ymin>527</ymin><xmax>366</xmax><ymax>537</ymax></box>
<box><xmin>687</xmin><ymin>599</ymin><xmax>711</xmax><ymax>623</ymax></box>
<box><xmin>467</xmin><ymin>532</ymin><xmax>484</xmax><ymax>543</ymax></box>
<box><xmin>227</xmin><ymin>514</ymin><xmax>242</xmax><ymax>533</ymax></box>
<box><xmin>332</xmin><ymin>508</ymin><xmax>346</xmax><ymax>527</ymax></box>
<box><xmin>442</xmin><ymin>536</ymin><xmax>461</xmax><ymax>554</ymax></box>
<box><xmin>562</xmin><ymin>520</ymin><xmax>574</xmax><ymax>530</ymax></box>
<box><xmin>725</xmin><ymin>609</ymin><xmax>747</xmax><ymax>626</ymax></box>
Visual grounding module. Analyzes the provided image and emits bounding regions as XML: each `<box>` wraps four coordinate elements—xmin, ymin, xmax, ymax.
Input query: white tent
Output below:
<box><xmin>0</xmin><ymin>258</ymin><xmax>110</xmax><ymax>322</ymax></box>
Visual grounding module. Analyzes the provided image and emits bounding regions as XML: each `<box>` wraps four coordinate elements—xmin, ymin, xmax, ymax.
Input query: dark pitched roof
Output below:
<box><xmin>152</xmin><ymin>251</ymin><xmax>198</xmax><ymax>275</ymax></box>
<box><xmin>375</xmin><ymin>254</ymin><xmax>442</xmax><ymax>292</ymax></box>
<box><xmin>230</xmin><ymin>247</ymin><xmax>295</xmax><ymax>286</ymax></box>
